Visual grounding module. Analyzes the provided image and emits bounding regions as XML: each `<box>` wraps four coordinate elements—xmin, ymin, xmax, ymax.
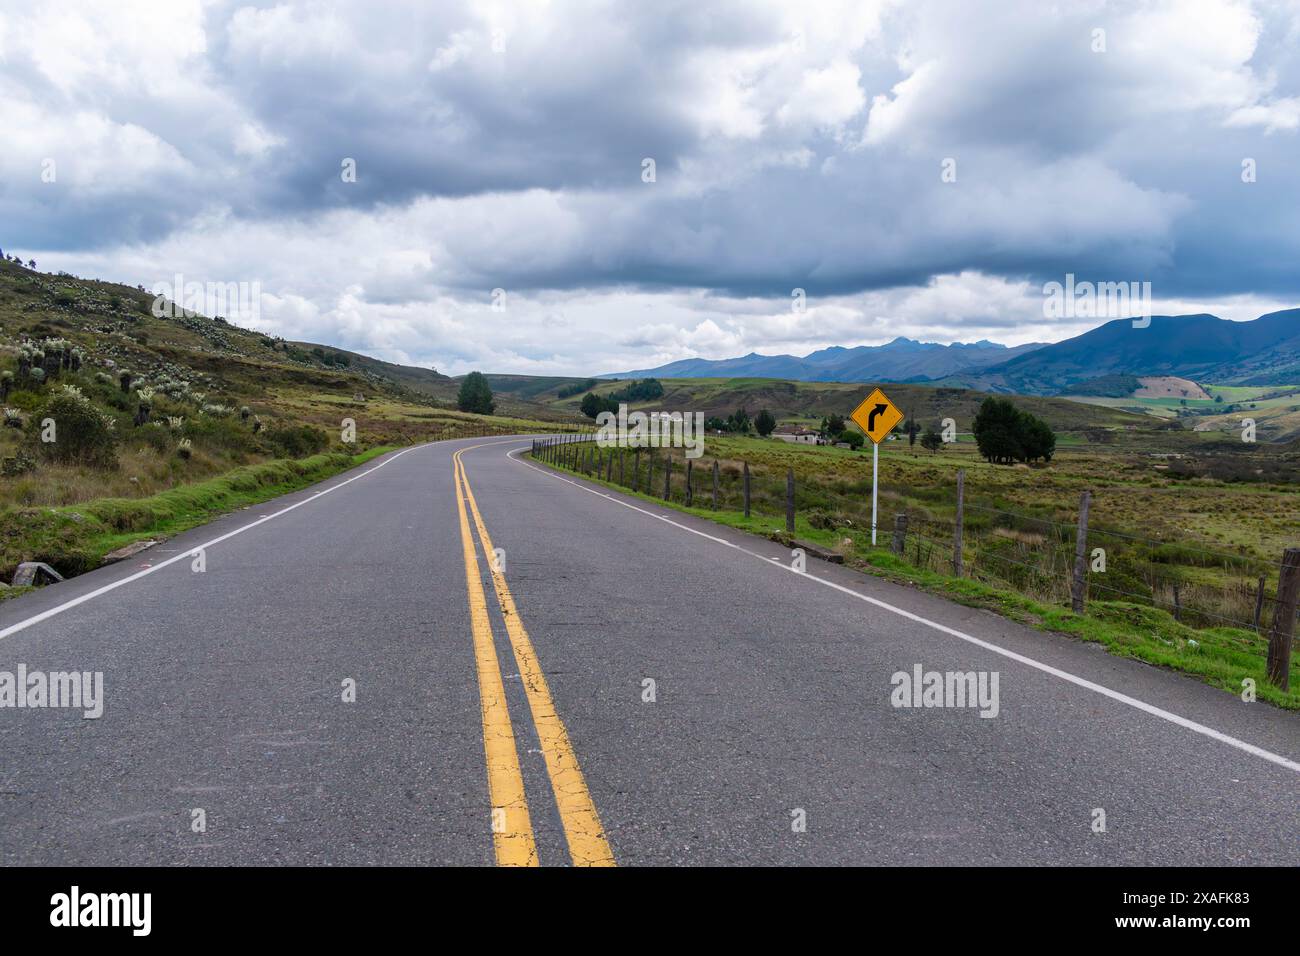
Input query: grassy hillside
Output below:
<box><xmin>0</xmin><ymin>259</ymin><xmax>572</xmax><ymax>580</ymax></box>
<box><xmin>1063</xmin><ymin>382</ymin><xmax>1300</xmax><ymax>442</ymax></box>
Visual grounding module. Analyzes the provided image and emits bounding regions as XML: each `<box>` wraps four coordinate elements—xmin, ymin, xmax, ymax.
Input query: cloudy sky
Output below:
<box><xmin>3</xmin><ymin>0</ymin><xmax>1299</xmax><ymax>375</ymax></box>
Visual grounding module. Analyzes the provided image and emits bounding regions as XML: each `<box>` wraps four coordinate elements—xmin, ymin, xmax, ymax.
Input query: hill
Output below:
<box><xmin>946</xmin><ymin>309</ymin><xmax>1300</xmax><ymax>394</ymax></box>
<box><xmin>609</xmin><ymin>337</ymin><xmax>1046</xmax><ymax>383</ymax></box>
<box><xmin>546</xmin><ymin>375</ymin><xmax>1150</xmax><ymax>436</ymax></box>
<box><xmin>614</xmin><ymin>310</ymin><xmax>1300</xmax><ymax>397</ymax></box>
<box><xmin>0</xmin><ymin>258</ymin><xmax>569</xmax><ymax>578</ymax></box>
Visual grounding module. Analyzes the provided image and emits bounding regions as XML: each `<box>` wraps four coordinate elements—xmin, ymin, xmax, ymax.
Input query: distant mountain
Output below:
<box><xmin>945</xmin><ymin>309</ymin><xmax>1300</xmax><ymax>395</ymax></box>
<box><xmin>606</xmin><ymin>337</ymin><xmax>1047</xmax><ymax>383</ymax></box>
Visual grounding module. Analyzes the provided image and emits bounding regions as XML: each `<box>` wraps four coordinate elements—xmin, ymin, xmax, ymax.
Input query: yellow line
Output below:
<box><xmin>453</xmin><ymin>446</ymin><xmax>538</xmax><ymax>866</ymax></box>
<box><xmin>455</xmin><ymin>447</ymin><xmax>617</xmax><ymax>867</ymax></box>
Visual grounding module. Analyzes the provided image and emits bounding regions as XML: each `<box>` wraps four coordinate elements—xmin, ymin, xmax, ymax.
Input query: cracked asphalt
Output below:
<box><xmin>0</xmin><ymin>436</ymin><xmax>1296</xmax><ymax>865</ymax></box>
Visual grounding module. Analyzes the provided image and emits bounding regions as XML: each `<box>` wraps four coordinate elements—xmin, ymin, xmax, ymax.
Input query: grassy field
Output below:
<box><xmin>533</xmin><ymin>432</ymin><xmax>1299</xmax><ymax>707</ymax></box>
<box><xmin>1063</xmin><ymin>382</ymin><xmax>1300</xmax><ymax>442</ymax></box>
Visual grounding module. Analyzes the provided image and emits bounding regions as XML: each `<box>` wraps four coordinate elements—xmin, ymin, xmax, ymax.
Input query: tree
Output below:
<box><xmin>971</xmin><ymin>397</ymin><xmax>1055</xmax><ymax>465</ymax></box>
<box><xmin>972</xmin><ymin>398</ymin><xmax>1024</xmax><ymax>464</ymax></box>
<box><xmin>822</xmin><ymin>413</ymin><xmax>845</xmax><ymax>438</ymax></box>
<box><xmin>842</xmin><ymin>430</ymin><xmax>864</xmax><ymax>450</ymax></box>
<box><xmin>755</xmin><ymin>409</ymin><xmax>776</xmax><ymax>436</ymax></box>
<box><xmin>608</xmin><ymin>378</ymin><xmax>664</xmax><ymax>402</ymax></box>
<box><xmin>1020</xmin><ymin>415</ymin><xmax>1056</xmax><ymax>463</ymax></box>
<box><xmin>729</xmin><ymin>408</ymin><xmax>751</xmax><ymax>434</ymax></box>
<box><xmin>457</xmin><ymin>371</ymin><xmax>495</xmax><ymax>415</ymax></box>
<box><xmin>580</xmin><ymin>392</ymin><xmax>615</xmax><ymax>420</ymax></box>
<box><xmin>921</xmin><ymin>426</ymin><xmax>943</xmax><ymax>454</ymax></box>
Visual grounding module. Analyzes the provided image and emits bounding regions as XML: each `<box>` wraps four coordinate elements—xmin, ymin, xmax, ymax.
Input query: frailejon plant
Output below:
<box><xmin>33</xmin><ymin>388</ymin><xmax>118</xmax><ymax>468</ymax></box>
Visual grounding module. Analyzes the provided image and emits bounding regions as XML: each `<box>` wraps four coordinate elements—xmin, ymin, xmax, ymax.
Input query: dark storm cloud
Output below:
<box><xmin>2</xmin><ymin>0</ymin><xmax>1299</xmax><ymax>375</ymax></box>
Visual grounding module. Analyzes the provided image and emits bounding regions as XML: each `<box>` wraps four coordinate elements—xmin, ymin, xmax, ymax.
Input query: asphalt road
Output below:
<box><xmin>0</xmin><ymin>436</ymin><xmax>1296</xmax><ymax>866</ymax></box>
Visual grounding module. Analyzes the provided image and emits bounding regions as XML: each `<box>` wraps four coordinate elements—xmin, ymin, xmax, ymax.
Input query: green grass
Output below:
<box><xmin>536</xmin><ymin>445</ymin><xmax>1299</xmax><ymax>709</ymax></box>
<box><xmin>0</xmin><ymin>446</ymin><xmax>395</xmax><ymax>580</ymax></box>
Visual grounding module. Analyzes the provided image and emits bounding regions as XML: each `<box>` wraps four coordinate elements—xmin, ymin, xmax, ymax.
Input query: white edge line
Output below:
<box><xmin>0</xmin><ymin>444</ymin><xmax>426</xmax><ymax>642</ymax></box>
<box><xmin>507</xmin><ymin>444</ymin><xmax>1300</xmax><ymax>775</ymax></box>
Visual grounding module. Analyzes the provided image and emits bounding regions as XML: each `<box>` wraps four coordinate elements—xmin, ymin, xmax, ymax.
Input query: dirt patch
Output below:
<box><xmin>1135</xmin><ymin>376</ymin><xmax>1210</xmax><ymax>400</ymax></box>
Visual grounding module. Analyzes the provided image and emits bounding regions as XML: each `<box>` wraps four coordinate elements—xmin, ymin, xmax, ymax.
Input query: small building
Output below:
<box><xmin>773</xmin><ymin>427</ymin><xmax>820</xmax><ymax>444</ymax></box>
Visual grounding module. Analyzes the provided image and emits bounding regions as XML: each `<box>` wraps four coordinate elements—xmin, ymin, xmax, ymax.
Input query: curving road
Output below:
<box><xmin>0</xmin><ymin>436</ymin><xmax>1296</xmax><ymax>866</ymax></box>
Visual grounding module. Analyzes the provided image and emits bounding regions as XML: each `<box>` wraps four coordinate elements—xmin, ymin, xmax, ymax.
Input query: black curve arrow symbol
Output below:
<box><xmin>866</xmin><ymin>403</ymin><xmax>888</xmax><ymax>432</ymax></box>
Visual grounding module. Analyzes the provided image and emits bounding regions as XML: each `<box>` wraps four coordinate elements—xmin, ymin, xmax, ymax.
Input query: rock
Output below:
<box><xmin>791</xmin><ymin>538</ymin><xmax>845</xmax><ymax>564</ymax></box>
<box><xmin>101</xmin><ymin>540</ymin><xmax>157</xmax><ymax>565</ymax></box>
<box><xmin>12</xmin><ymin>562</ymin><xmax>64</xmax><ymax>587</ymax></box>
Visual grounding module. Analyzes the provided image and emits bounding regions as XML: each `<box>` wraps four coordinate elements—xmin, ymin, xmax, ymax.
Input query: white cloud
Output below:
<box><xmin>4</xmin><ymin>0</ymin><xmax>1299</xmax><ymax>376</ymax></box>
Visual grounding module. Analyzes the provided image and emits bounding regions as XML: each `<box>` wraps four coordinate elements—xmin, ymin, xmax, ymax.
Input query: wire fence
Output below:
<box><xmin>529</xmin><ymin>433</ymin><xmax>1299</xmax><ymax>645</ymax></box>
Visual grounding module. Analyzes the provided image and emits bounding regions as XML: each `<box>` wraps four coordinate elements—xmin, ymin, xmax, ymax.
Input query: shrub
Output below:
<box><xmin>32</xmin><ymin>388</ymin><xmax>118</xmax><ymax>467</ymax></box>
<box><xmin>263</xmin><ymin>423</ymin><xmax>329</xmax><ymax>458</ymax></box>
<box><xmin>1</xmin><ymin>450</ymin><xmax>36</xmax><ymax>477</ymax></box>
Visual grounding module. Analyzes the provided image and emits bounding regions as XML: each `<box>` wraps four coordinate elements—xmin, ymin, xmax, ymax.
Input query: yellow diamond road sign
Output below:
<box><xmin>850</xmin><ymin>387</ymin><xmax>904</xmax><ymax>444</ymax></box>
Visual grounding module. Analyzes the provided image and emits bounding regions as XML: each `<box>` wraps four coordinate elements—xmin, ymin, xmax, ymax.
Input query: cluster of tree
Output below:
<box><xmin>705</xmin><ymin>408</ymin><xmax>754</xmax><ymax>433</ymax></box>
<box><xmin>819</xmin><ymin>414</ymin><xmax>846</xmax><ymax>438</ymax></box>
<box><xmin>580</xmin><ymin>391</ymin><xmax>618</xmax><ymax>419</ymax></box>
<box><xmin>557</xmin><ymin>378</ymin><xmax>599</xmax><ymax>398</ymax></box>
<box><xmin>0</xmin><ymin>250</ymin><xmax>36</xmax><ymax>269</ymax></box>
<box><xmin>810</xmin><ymin>414</ymin><xmax>863</xmax><ymax>449</ymax></box>
<box><xmin>457</xmin><ymin>371</ymin><xmax>496</xmax><ymax>415</ymax></box>
<box><xmin>608</xmin><ymin>378</ymin><xmax>664</xmax><ymax>402</ymax></box>
<box><xmin>310</xmin><ymin>346</ymin><xmax>351</xmax><ymax>368</ymax></box>
<box><xmin>971</xmin><ymin>397</ymin><xmax>1056</xmax><ymax>464</ymax></box>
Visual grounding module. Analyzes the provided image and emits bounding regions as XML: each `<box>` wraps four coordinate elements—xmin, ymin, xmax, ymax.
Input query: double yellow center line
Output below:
<box><xmin>453</xmin><ymin>444</ymin><xmax>615</xmax><ymax>867</ymax></box>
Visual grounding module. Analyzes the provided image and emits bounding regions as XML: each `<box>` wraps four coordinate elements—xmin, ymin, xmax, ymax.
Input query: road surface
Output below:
<box><xmin>0</xmin><ymin>436</ymin><xmax>1296</xmax><ymax>866</ymax></box>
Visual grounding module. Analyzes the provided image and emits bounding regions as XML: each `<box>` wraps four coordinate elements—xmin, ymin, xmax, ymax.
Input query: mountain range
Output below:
<box><xmin>609</xmin><ymin>337</ymin><xmax>1046</xmax><ymax>384</ymax></box>
<box><xmin>608</xmin><ymin>310</ymin><xmax>1300</xmax><ymax>395</ymax></box>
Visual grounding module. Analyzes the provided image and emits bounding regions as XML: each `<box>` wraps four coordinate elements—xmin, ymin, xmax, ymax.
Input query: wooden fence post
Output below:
<box><xmin>663</xmin><ymin>455</ymin><xmax>672</xmax><ymax>500</ymax></box>
<box><xmin>1265</xmin><ymin>547</ymin><xmax>1300</xmax><ymax>690</ymax></box>
<box><xmin>953</xmin><ymin>469</ymin><xmax>965</xmax><ymax>577</ymax></box>
<box><xmin>785</xmin><ymin>468</ymin><xmax>795</xmax><ymax>533</ymax></box>
<box><xmin>685</xmin><ymin>460</ymin><xmax>693</xmax><ymax>506</ymax></box>
<box><xmin>618</xmin><ymin>449</ymin><xmax>624</xmax><ymax>486</ymax></box>
<box><xmin>1071</xmin><ymin>490</ymin><xmax>1091</xmax><ymax>614</ymax></box>
<box><xmin>743</xmin><ymin>462</ymin><xmax>751</xmax><ymax>518</ymax></box>
<box><xmin>1254</xmin><ymin>575</ymin><xmax>1266</xmax><ymax>632</ymax></box>
<box><xmin>712</xmin><ymin>460</ymin><xmax>719</xmax><ymax>510</ymax></box>
<box><xmin>647</xmin><ymin>451</ymin><xmax>655</xmax><ymax>496</ymax></box>
<box><xmin>1172</xmin><ymin>583</ymin><xmax>1182</xmax><ymax>623</ymax></box>
<box><xmin>632</xmin><ymin>449</ymin><xmax>640</xmax><ymax>492</ymax></box>
<box><xmin>892</xmin><ymin>513</ymin><xmax>909</xmax><ymax>556</ymax></box>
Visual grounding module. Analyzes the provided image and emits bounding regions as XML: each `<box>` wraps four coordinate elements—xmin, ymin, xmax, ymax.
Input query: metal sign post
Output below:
<box><xmin>849</xmin><ymin>386</ymin><xmax>903</xmax><ymax>548</ymax></box>
<box><xmin>872</xmin><ymin>439</ymin><xmax>879</xmax><ymax>545</ymax></box>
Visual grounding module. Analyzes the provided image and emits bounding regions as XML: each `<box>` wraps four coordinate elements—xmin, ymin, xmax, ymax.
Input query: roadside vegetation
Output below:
<box><xmin>533</xmin><ymin>429</ymin><xmax>1300</xmax><ymax>708</ymax></box>
<box><xmin>0</xmin><ymin>259</ymin><xmax>569</xmax><ymax>583</ymax></box>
